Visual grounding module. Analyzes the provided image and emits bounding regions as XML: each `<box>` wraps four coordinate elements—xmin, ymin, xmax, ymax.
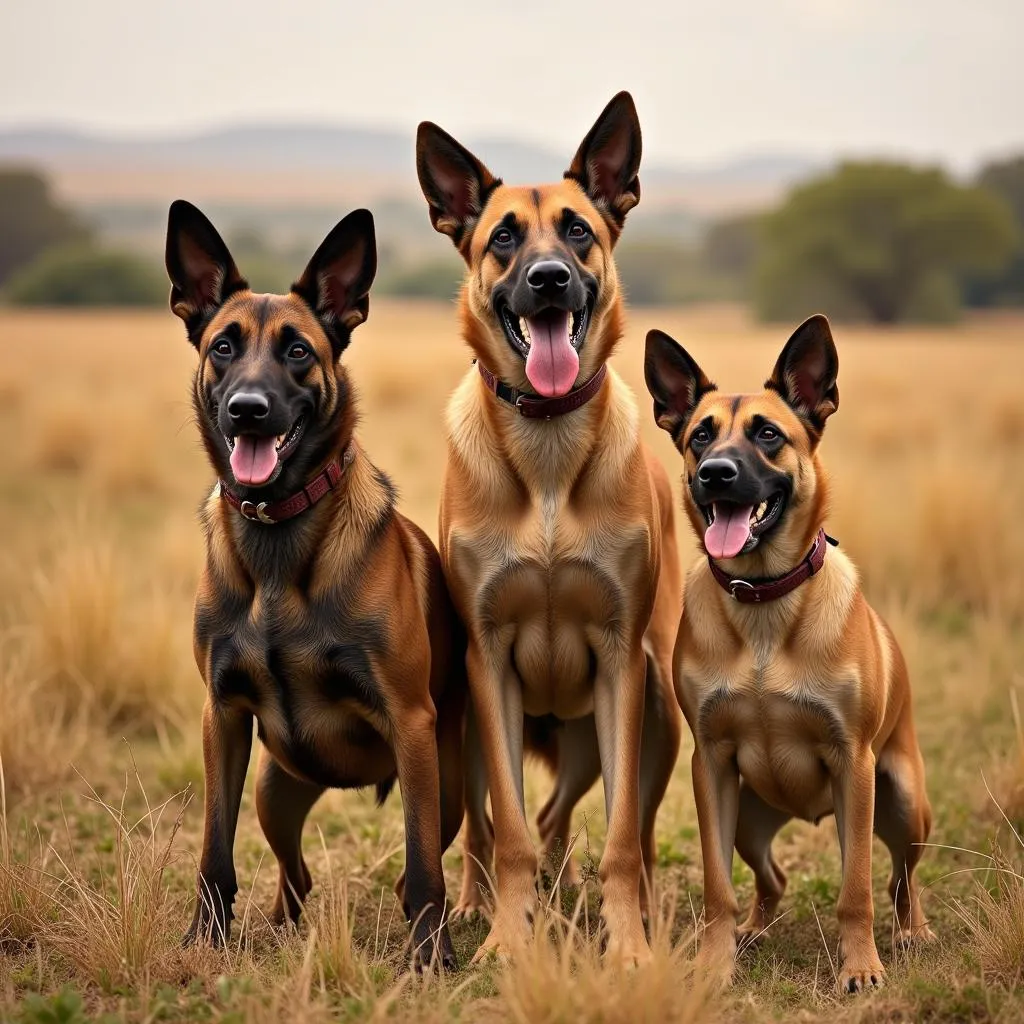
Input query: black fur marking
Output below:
<box><xmin>697</xmin><ymin>688</ymin><xmax>848</xmax><ymax>755</ymax></box>
<box><xmin>323</xmin><ymin>618</ymin><xmax>389</xmax><ymax>716</ymax></box>
<box><xmin>208</xmin><ymin>635</ymin><xmax>259</xmax><ymax>706</ymax></box>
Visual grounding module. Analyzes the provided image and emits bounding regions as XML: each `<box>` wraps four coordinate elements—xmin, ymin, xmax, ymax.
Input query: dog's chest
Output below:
<box><xmin>448</xmin><ymin>490</ymin><xmax>651</xmax><ymax>718</ymax></box>
<box><xmin>196</xmin><ymin>587</ymin><xmax>395</xmax><ymax>788</ymax></box>
<box><xmin>689</xmin><ymin>649</ymin><xmax>857</xmax><ymax>820</ymax></box>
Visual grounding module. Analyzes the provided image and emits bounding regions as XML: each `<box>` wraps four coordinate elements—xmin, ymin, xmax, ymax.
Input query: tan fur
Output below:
<box><xmin>167</xmin><ymin>202</ymin><xmax>466</xmax><ymax>970</ymax></box>
<box><xmin>650</xmin><ymin>323</ymin><xmax>933</xmax><ymax>992</ymax></box>
<box><xmin>419</xmin><ymin>96</ymin><xmax>682</xmax><ymax>965</ymax></box>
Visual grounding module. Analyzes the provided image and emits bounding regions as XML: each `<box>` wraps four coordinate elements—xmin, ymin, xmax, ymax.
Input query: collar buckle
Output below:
<box><xmin>729</xmin><ymin>579</ymin><xmax>758</xmax><ymax>602</ymax></box>
<box><xmin>239</xmin><ymin>500</ymin><xmax>276</xmax><ymax>525</ymax></box>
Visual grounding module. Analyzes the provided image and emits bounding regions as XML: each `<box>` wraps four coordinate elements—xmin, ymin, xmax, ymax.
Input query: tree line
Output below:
<box><xmin>2</xmin><ymin>156</ymin><xmax>1023</xmax><ymax>323</ymax></box>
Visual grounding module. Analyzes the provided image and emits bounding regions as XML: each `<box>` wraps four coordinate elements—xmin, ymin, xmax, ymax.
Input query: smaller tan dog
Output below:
<box><xmin>644</xmin><ymin>315</ymin><xmax>934</xmax><ymax>992</ymax></box>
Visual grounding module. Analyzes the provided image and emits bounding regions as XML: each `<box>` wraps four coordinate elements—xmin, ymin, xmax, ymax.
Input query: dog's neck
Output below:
<box><xmin>707</xmin><ymin>528</ymin><xmax>830</xmax><ymax>604</ymax></box>
<box><xmin>205</xmin><ymin>438</ymin><xmax>395</xmax><ymax>590</ymax></box>
<box><xmin>701</xmin><ymin>528</ymin><xmax>857</xmax><ymax>656</ymax></box>
<box><xmin>448</xmin><ymin>362</ymin><xmax>637</xmax><ymax>500</ymax></box>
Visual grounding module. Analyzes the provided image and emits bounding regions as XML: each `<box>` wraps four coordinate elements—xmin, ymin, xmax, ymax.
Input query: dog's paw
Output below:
<box><xmin>603</xmin><ymin>931</ymin><xmax>653</xmax><ymax>969</ymax></box>
<box><xmin>469</xmin><ymin>911</ymin><xmax>532</xmax><ymax>966</ymax></box>
<box><xmin>896</xmin><ymin>923</ymin><xmax>936</xmax><ymax>946</ymax></box>
<box><xmin>410</xmin><ymin>931</ymin><xmax>459</xmax><ymax>974</ymax></box>
<box><xmin>469</xmin><ymin>930</ymin><xmax>515</xmax><ymax>966</ymax></box>
<box><xmin>736</xmin><ymin>909</ymin><xmax>776</xmax><ymax>947</ymax></box>
<box><xmin>181</xmin><ymin>913</ymin><xmax>229</xmax><ymax>949</ymax></box>
<box><xmin>451</xmin><ymin>892</ymin><xmax>490</xmax><ymax>923</ymax></box>
<box><xmin>838</xmin><ymin>961</ymin><xmax>885</xmax><ymax>994</ymax></box>
<box><xmin>695</xmin><ymin>926</ymin><xmax>738</xmax><ymax>989</ymax></box>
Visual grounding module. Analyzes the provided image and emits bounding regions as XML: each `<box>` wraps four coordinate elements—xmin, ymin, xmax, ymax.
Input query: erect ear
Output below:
<box><xmin>291</xmin><ymin>208</ymin><xmax>377</xmax><ymax>357</ymax></box>
<box><xmin>644</xmin><ymin>329</ymin><xmax>716</xmax><ymax>441</ymax></box>
<box><xmin>565</xmin><ymin>91</ymin><xmax>642</xmax><ymax>237</ymax></box>
<box><xmin>766</xmin><ymin>314</ymin><xmax>839</xmax><ymax>435</ymax></box>
<box><xmin>416</xmin><ymin>122</ymin><xmax>501</xmax><ymax>256</ymax></box>
<box><xmin>165</xmin><ymin>199</ymin><xmax>247</xmax><ymax>345</ymax></box>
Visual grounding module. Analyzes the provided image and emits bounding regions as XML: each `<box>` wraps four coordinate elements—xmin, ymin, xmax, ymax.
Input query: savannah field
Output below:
<box><xmin>0</xmin><ymin>301</ymin><xmax>1022</xmax><ymax>1023</ymax></box>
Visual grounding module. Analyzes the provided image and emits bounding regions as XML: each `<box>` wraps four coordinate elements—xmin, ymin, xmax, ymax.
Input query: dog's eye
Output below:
<box><xmin>287</xmin><ymin>342</ymin><xmax>312</xmax><ymax>361</ymax></box>
<box><xmin>568</xmin><ymin>221</ymin><xmax>589</xmax><ymax>240</ymax></box>
<box><xmin>211</xmin><ymin>338</ymin><xmax>232</xmax><ymax>358</ymax></box>
<box><xmin>758</xmin><ymin>425</ymin><xmax>780</xmax><ymax>443</ymax></box>
<box><xmin>491</xmin><ymin>228</ymin><xmax>514</xmax><ymax>248</ymax></box>
<box><xmin>690</xmin><ymin>428</ymin><xmax>711</xmax><ymax>449</ymax></box>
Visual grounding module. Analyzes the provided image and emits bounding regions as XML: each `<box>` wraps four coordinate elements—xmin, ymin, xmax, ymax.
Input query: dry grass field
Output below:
<box><xmin>0</xmin><ymin>301</ymin><xmax>1022</xmax><ymax>1023</ymax></box>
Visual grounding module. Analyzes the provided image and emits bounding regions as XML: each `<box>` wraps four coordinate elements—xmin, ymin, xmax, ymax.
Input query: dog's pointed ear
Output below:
<box><xmin>565</xmin><ymin>91</ymin><xmax>642</xmax><ymax>237</ymax></box>
<box><xmin>292</xmin><ymin>209</ymin><xmax>377</xmax><ymax>357</ymax></box>
<box><xmin>644</xmin><ymin>329</ymin><xmax>715</xmax><ymax>441</ymax></box>
<box><xmin>165</xmin><ymin>200</ymin><xmax>247</xmax><ymax>346</ymax></box>
<box><xmin>766</xmin><ymin>314</ymin><xmax>839</xmax><ymax>435</ymax></box>
<box><xmin>416</xmin><ymin>122</ymin><xmax>501</xmax><ymax>256</ymax></box>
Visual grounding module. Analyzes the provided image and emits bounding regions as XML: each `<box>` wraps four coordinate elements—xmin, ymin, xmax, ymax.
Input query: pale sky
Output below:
<box><xmin>2</xmin><ymin>0</ymin><xmax>1021</xmax><ymax>170</ymax></box>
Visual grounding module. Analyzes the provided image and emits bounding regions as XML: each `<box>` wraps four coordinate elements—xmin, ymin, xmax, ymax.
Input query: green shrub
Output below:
<box><xmin>377</xmin><ymin>256</ymin><xmax>462</xmax><ymax>300</ymax></box>
<box><xmin>4</xmin><ymin>245</ymin><xmax>166</xmax><ymax>307</ymax></box>
<box><xmin>754</xmin><ymin>161</ymin><xmax>1018</xmax><ymax>323</ymax></box>
<box><xmin>0</xmin><ymin>169</ymin><xmax>90</xmax><ymax>286</ymax></box>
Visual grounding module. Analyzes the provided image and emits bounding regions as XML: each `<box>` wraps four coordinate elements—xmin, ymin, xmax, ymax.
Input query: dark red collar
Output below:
<box><xmin>708</xmin><ymin>529</ymin><xmax>834</xmax><ymax>603</ymax></box>
<box><xmin>219</xmin><ymin>443</ymin><xmax>355</xmax><ymax>525</ymax></box>
<box><xmin>476</xmin><ymin>361</ymin><xmax>607</xmax><ymax>419</ymax></box>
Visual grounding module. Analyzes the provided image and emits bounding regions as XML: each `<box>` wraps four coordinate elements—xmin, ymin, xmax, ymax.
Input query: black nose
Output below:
<box><xmin>697</xmin><ymin>457</ymin><xmax>739</xmax><ymax>489</ymax></box>
<box><xmin>526</xmin><ymin>260</ymin><xmax>571</xmax><ymax>298</ymax></box>
<box><xmin>226</xmin><ymin>391</ymin><xmax>270</xmax><ymax>422</ymax></box>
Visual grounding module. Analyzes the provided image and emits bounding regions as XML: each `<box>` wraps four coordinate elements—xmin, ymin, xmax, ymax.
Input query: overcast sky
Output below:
<box><xmin>1</xmin><ymin>0</ymin><xmax>1020</xmax><ymax>170</ymax></box>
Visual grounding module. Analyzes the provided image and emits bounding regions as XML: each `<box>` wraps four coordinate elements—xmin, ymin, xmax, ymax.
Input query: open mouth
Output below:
<box><xmin>699</xmin><ymin>492</ymin><xmax>786</xmax><ymax>559</ymax></box>
<box><xmin>496</xmin><ymin>299</ymin><xmax>594</xmax><ymax>399</ymax></box>
<box><xmin>224</xmin><ymin>416</ymin><xmax>305</xmax><ymax>487</ymax></box>
<box><xmin>498</xmin><ymin>301</ymin><xmax>592</xmax><ymax>359</ymax></box>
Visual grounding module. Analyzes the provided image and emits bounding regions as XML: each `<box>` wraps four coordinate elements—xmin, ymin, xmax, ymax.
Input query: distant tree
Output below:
<box><xmin>5</xmin><ymin>245</ymin><xmax>165</xmax><ymax>306</ymax></box>
<box><xmin>616</xmin><ymin>241</ymin><xmax>732</xmax><ymax>306</ymax></box>
<box><xmin>979</xmin><ymin>157</ymin><xmax>1024</xmax><ymax>224</ymax></box>
<box><xmin>700</xmin><ymin>213</ymin><xmax>762</xmax><ymax>296</ymax></box>
<box><xmin>968</xmin><ymin>156</ymin><xmax>1024</xmax><ymax>305</ymax></box>
<box><xmin>0</xmin><ymin>169</ymin><xmax>90</xmax><ymax>285</ymax></box>
<box><xmin>376</xmin><ymin>255</ymin><xmax>462</xmax><ymax>301</ymax></box>
<box><xmin>754</xmin><ymin>162</ymin><xmax>1018</xmax><ymax>323</ymax></box>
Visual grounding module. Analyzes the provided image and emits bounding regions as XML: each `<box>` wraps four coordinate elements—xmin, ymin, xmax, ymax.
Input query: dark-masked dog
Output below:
<box><xmin>645</xmin><ymin>315</ymin><xmax>934</xmax><ymax>992</ymax></box>
<box><xmin>165</xmin><ymin>201</ymin><xmax>465</xmax><ymax>970</ymax></box>
<box><xmin>416</xmin><ymin>92</ymin><xmax>682</xmax><ymax>965</ymax></box>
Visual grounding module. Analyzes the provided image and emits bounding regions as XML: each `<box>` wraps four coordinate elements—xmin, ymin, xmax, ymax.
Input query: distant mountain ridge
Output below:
<box><xmin>0</xmin><ymin>123</ymin><xmax>823</xmax><ymax>213</ymax></box>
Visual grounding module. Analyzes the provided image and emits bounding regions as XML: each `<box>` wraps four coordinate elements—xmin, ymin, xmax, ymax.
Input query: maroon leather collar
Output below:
<box><xmin>220</xmin><ymin>443</ymin><xmax>354</xmax><ymax>525</ymax></box>
<box><xmin>708</xmin><ymin>528</ymin><xmax>831</xmax><ymax>603</ymax></box>
<box><xmin>476</xmin><ymin>360</ymin><xmax>607</xmax><ymax>419</ymax></box>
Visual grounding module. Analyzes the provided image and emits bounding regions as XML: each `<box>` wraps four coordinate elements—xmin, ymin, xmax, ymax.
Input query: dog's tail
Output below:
<box><xmin>374</xmin><ymin>773</ymin><xmax>397</xmax><ymax>807</ymax></box>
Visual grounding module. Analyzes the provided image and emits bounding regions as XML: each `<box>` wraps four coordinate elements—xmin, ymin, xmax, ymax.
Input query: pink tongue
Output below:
<box><xmin>704</xmin><ymin>503</ymin><xmax>754</xmax><ymax>559</ymax></box>
<box><xmin>230</xmin><ymin>435</ymin><xmax>279</xmax><ymax>486</ymax></box>
<box><xmin>524</xmin><ymin>312</ymin><xmax>579</xmax><ymax>398</ymax></box>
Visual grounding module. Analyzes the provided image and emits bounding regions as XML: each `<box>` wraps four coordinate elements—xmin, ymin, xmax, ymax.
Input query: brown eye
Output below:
<box><xmin>287</xmin><ymin>342</ymin><xmax>311</xmax><ymax>361</ymax></box>
<box><xmin>492</xmin><ymin>228</ymin><xmax>513</xmax><ymax>248</ymax></box>
<box><xmin>758</xmin><ymin>425</ymin><xmax>779</xmax><ymax>442</ymax></box>
<box><xmin>568</xmin><ymin>221</ymin><xmax>589</xmax><ymax>240</ymax></box>
<box><xmin>211</xmin><ymin>338</ymin><xmax>232</xmax><ymax>358</ymax></box>
<box><xmin>690</xmin><ymin>427</ymin><xmax>711</xmax><ymax>449</ymax></box>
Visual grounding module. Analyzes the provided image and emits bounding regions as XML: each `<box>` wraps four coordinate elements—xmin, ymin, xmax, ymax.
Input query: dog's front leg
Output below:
<box><xmin>832</xmin><ymin>749</ymin><xmax>885</xmax><ymax>993</ymax></box>
<box><xmin>467</xmin><ymin>638</ymin><xmax>536</xmax><ymax>963</ymax></box>
<box><xmin>593</xmin><ymin>649</ymin><xmax>650</xmax><ymax>966</ymax></box>
<box><xmin>184</xmin><ymin>698</ymin><xmax>253</xmax><ymax>947</ymax></box>
<box><xmin>691</xmin><ymin>743</ymin><xmax>741</xmax><ymax>985</ymax></box>
<box><xmin>392</xmin><ymin>699</ymin><xmax>458</xmax><ymax>973</ymax></box>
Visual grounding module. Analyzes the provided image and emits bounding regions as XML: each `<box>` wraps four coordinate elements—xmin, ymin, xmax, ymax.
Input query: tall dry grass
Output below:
<box><xmin>0</xmin><ymin>305</ymin><xmax>1022</xmax><ymax>1020</ymax></box>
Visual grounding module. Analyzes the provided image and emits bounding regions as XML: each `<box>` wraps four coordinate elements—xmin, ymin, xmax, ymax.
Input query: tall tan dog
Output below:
<box><xmin>416</xmin><ymin>93</ymin><xmax>682</xmax><ymax>964</ymax></box>
<box><xmin>165</xmin><ymin>201</ymin><xmax>465</xmax><ymax>970</ymax></box>
<box><xmin>645</xmin><ymin>316</ymin><xmax>933</xmax><ymax>992</ymax></box>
